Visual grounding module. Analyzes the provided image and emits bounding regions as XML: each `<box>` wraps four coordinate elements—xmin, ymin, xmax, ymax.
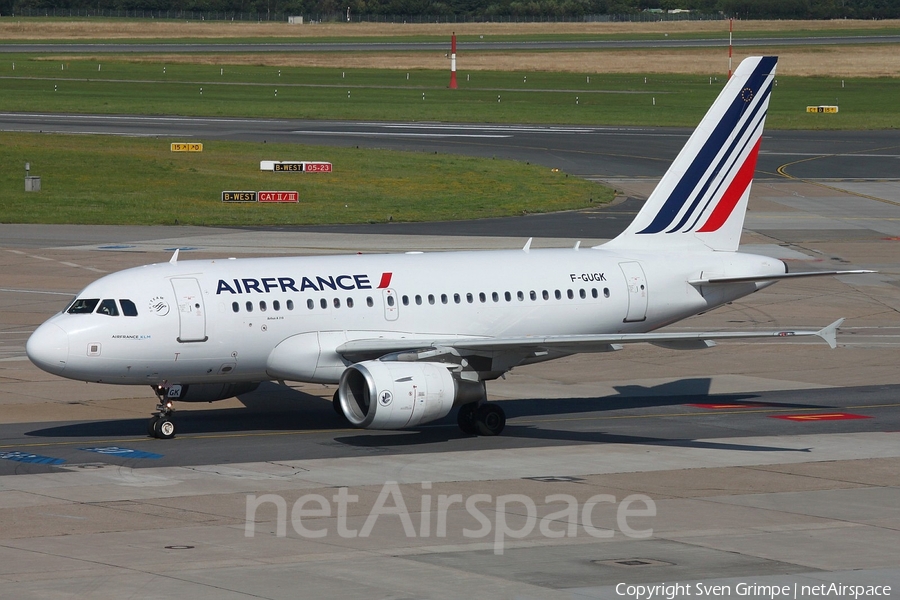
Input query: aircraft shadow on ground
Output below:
<box><xmin>25</xmin><ymin>378</ymin><xmax>826</xmax><ymax>450</ymax></box>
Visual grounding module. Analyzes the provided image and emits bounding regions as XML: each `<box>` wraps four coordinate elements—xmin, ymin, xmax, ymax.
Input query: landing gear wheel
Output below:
<box><xmin>154</xmin><ymin>418</ymin><xmax>176</xmax><ymax>439</ymax></box>
<box><xmin>147</xmin><ymin>415</ymin><xmax>160</xmax><ymax>438</ymax></box>
<box><xmin>475</xmin><ymin>403</ymin><xmax>506</xmax><ymax>436</ymax></box>
<box><xmin>457</xmin><ymin>402</ymin><xmax>479</xmax><ymax>436</ymax></box>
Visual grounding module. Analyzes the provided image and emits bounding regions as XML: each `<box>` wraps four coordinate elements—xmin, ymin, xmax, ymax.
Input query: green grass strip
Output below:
<box><xmin>0</xmin><ymin>132</ymin><xmax>610</xmax><ymax>226</ymax></box>
<box><xmin>1</xmin><ymin>56</ymin><xmax>896</xmax><ymax>129</ymax></box>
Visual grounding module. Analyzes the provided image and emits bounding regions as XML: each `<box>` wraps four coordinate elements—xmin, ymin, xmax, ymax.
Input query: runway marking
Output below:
<box><xmin>777</xmin><ymin>145</ymin><xmax>900</xmax><ymax>208</ymax></box>
<box><xmin>513</xmin><ymin>402</ymin><xmax>900</xmax><ymax>426</ymax></box>
<box><xmin>0</xmin><ymin>288</ymin><xmax>74</xmax><ymax>296</ymax></box>
<box><xmin>770</xmin><ymin>413</ymin><xmax>872</xmax><ymax>421</ymax></box>
<box><xmin>2</xmin><ymin>248</ymin><xmax>108</xmax><ymax>274</ymax></box>
<box><xmin>687</xmin><ymin>403</ymin><xmax>774</xmax><ymax>409</ymax></box>
<box><xmin>0</xmin><ymin>451</ymin><xmax>65</xmax><ymax>465</ymax></box>
<box><xmin>80</xmin><ymin>446</ymin><xmax>163</xmax><ymax>459</ymax></box>
<box><xmin>291</xmin><ymin>130</ymin><xmax>512</xmax><ymax>139</ymax></box>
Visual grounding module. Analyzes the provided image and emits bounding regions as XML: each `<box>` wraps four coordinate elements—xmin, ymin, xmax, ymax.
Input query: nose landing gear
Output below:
<box><xmin>148</xmin><ymin>386</ymin><xmax>176</xmax><ymax>439</ymax></box>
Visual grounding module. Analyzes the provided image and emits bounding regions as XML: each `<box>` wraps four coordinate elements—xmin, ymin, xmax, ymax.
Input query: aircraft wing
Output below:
<box><xmin>688</xmin><ymin>270</ymin><xmax>873</xmax><ymax>285</ymax></box>
<box><xmin>336</xmin><ymin>319</ymin><xmax>844</xmax><ymax>365</ymax></box>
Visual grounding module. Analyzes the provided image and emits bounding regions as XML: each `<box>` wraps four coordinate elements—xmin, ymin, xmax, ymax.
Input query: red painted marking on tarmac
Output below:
<box><xmin>770</xmin><ymin>413</ymin><xmax>872</xmax><ymax>422</ymax></box>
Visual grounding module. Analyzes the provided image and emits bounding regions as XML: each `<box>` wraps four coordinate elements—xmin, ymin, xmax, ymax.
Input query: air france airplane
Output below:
<box><xmin>27</xmin><ymin>57</ymin><xmax>868</xmax><ymax>439</ymax></box>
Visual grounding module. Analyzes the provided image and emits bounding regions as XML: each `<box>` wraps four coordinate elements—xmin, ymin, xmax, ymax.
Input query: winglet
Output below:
<box><xmin>523</xmin><ymin>237</ymin><xmax>533</xmax><ymax>253</ymax></box>
<box><xmin>169</xmin><ymin>249</ymin><xmax>180</xmax><ymax>264</ymax></box>
<box><xmin>817</xmin><ymin>318</ymin><xmax>844</xmax><ymax>349</ymax></box>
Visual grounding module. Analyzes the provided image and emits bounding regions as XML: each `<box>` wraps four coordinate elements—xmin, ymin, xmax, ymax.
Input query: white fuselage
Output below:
<box><xmin>27</xmin><ymin>246</ymin><xmax>785</xmax><ymax>387</ymax></box>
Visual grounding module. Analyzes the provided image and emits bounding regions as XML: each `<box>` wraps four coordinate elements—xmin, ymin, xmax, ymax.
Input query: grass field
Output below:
<box><xmin>1</xmin><ymin>57</ymin><xmax>895</xmax><ymax>128</ymax></box>
<box><xmin>0</xmin><ymin>132</ymin><xmax>609</xmax><ymax>226</ymax></box>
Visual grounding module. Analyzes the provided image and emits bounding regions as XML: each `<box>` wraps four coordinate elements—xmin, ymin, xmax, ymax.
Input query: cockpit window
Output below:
<box><xmin>120</xmin><ymin>299</ymin><xmax>138</xmax><ymax>317</ymax></box>
<box><xmin>96</xmin><ymin>299</ymin><xmax>119</xmax><ymax>316</ymax></box>
<box><xmin>67</xmin><ymin>298</ymin><xmax>99</xmax><ymax>314</ymax></box>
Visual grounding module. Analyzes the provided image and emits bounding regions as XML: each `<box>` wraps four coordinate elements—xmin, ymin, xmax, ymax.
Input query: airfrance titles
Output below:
<box><xmin>216</xmin><ymin>273</ymin><xmax>392</xmax><ymax>295</ymax></box>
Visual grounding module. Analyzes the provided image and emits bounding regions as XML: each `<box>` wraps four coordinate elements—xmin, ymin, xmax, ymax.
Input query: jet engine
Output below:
<box><xmin>338</xmin><ymin>361</ymin><xmax>484</xmax><ymax>430</ymax></box>
<box><xmin>153</xmin><ymin>382</ymin><xmax>260</xmax><ymax>403</ymax></box>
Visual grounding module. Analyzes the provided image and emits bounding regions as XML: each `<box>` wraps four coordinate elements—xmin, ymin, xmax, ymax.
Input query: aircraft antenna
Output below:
<box><xmin>169</xmin><ymin>249</ymin><xmax>180</xmax><ymax>264</ymax></box>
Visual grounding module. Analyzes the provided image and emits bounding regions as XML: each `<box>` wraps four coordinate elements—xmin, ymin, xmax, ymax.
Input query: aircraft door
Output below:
<box><xmin>171</xmin><ymin>278</ymin><xmax>208</xmax><ymax>342</ymax></box>
<box><xmin>383</xmin><ymin>288</ymin><xmax>399</xmax><ymax>321</ymax></box>
<box><xmin>619</xmin><ymin>262</ymin><xmax>648</xmax><ymax>323</ymax></box>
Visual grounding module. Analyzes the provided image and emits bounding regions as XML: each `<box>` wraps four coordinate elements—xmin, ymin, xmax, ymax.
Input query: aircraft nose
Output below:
<box><xmin>26</xmin><ymin>323</ymin><xmax>69</xmax><ymax>375</ymax></box>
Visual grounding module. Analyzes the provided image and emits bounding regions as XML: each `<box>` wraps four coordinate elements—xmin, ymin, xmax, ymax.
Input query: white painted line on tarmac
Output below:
<box><xmin>0</xmin><ymin>288</ymin><xmax>74</xmax><ymax>296</ymax></box>
<box><xmin>291</xmin><ymin>130</ymin><xmax>511</xmax><ymax>138</ymax></box>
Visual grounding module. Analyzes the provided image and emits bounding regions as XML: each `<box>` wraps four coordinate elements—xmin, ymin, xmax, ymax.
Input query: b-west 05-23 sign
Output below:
<box><xmin>260</xmin><ymin>161</ymin><xmax>333</xmax><ymax>172</ymax></box>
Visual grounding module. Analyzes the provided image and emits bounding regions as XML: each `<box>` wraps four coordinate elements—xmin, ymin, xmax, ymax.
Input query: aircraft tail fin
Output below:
<box><xmin>603</xmin><ymin>56</ymin><xmax>777</xmax><ymax>253</ymax></box>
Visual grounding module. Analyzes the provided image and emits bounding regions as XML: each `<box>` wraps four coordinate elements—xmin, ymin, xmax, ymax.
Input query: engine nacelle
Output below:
<box><xmin>338</xmin><ymin>361</ymin><xmax>484</xmax><ymax>430</ymax></box>
<box><xmin>153</xmin><ymin>382</ymin><xmax>260</xmax><ymax>403</ymax></box>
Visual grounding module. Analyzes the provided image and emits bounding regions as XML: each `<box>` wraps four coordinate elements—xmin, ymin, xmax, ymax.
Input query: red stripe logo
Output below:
<box><xmin>377</xmin><ymin>272</ymin><xmax>393</xmax><ymax>288</ymax></box>
<box><xmin>697</xmin><ymin>138</ymin><xmax>762</xmax><ymax>233</ymax></box>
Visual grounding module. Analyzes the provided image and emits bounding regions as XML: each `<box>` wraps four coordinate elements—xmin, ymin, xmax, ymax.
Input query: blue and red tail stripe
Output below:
<box><xmin>637</xmin><ymin>56</ymin><xmax>777</xmax><ymax>236</ymax></box>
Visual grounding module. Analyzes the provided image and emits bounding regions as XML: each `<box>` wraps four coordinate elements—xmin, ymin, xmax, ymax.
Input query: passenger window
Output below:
<box><xmin>347</xmin><ymin>298</ymin><xmax>354</xmax><ymax>308</ymax></box>
<box><xmin>260</xmin><ymin>301</ymin><xmax>267</xmax><ymax>312</ymax></box>
<box><xmin>120</xmin><ymin>299</ymin><xmax>138</xmax><ymax>316</ymax></box>
<box><xmin>428</xmin><ymin>294</ymin><xmax>435</xmax><ymax>305</ymax></box>
<box><xmin>592</xmin><ymin>288</ymin><xmax>598</xmax><ymax>299</ymax></box>
<box><xmin>320</xmin><ymin>298</ymin><xmax>327</xmax><ymax>309</ymax></box>
<box><xmin>402</xmin><ymin>295</ymin><xmax>409</xmax><ymax>306</ymax></box>
<box><xmin>580</xmin><ymin>289</ymin><xmax>586</xmax><ymax>299</ymax></box>
<box><xmin>273</xmin><ymin>300</ymin><xmax>281</xmax><ymax>311</ymax></box>
<box><xmin>246</xmin><ymin>301</ymin><xmax>253</xmax><ymax>312</ymax></box>
<box><xmin>287</xmin><ymin>299</ymin><xmax>294</xmax><ymax>310</ymax></box>
<box><xmin>604</xmin><ymin>288</ymin><xmax>611</xmax><ymax>298</ymax></box>
<box><xmin>334</xmin><ymin>298</ymin><xmax>341</xmax><ymax>308</ymax></box>
<box><xmin>530</xmin><ymin>291</ymin><xmax>536</xmax><ymax>301</ymax></box>
<box><xmin>543</xmin><ymin>290</ymin><xmax>549</xmax><ymax>300</ymax></box>
<box><xmin>517</xmin><ymin>291</ymin><xmax>524</xmax><ymax>301</ymax></box>
<box><xmin>367</xmin><ymin>297</ymin><xmax>374</xmax><ymax>307</ymax></box>
<box><xmin>492</xmin><ymin>292</ymin><xmax>499</xmax><ymax>302</ymax></box>
<box><xmin>466</xmin><ymin>293</ymin><xmax>473</xmax><ymax>304</ymax></box>
<box><xmin>504</xmin><ymin>291</ymin><xmax>511</xmax><ymax>302</ymax></box>
<box><xmin>453</xmin><ymin>293</ymin><xmax>461</xmax><ymax>304</ymax></box>
<box><xmin>415</xmin><ymin>295</ymin><xmax>422</xmax><ymax>306</ymax></box>
<box><xmin>68</xmin><ymin>298</ymin><xmax>99</xmax><ymax>314</ymax></box>
<box><xmin>307</xmin><ymin>299</ymin><xmax>314</xmax><ymax>310</ymax></box>
<box><xmin>479</xmin><ymin>292</ymin><xmax>486</xmax><ymax>303</ymax></box>
<box><xmin>555</xmin><ymin>290</ymin><xmax>561</xmax><ymax>300</ymax></box>
<box><xmin>441</xmin><ymin>294</ymin><xmax>448</xmax><ymax>305</ymax></box>
<box><xmin>232</xmin><ymin>302</ymin><xmax>239</xmax><ymax>313</ymax></box>
<box><xmin>97</xmin><ymin>299</ymin><xmax>118</xmax><ymax>316</ymax></box>
<box><xmin>567</xmin><ymin>290</ymin><xmax>574</xmax><ymax>299</ymax></box>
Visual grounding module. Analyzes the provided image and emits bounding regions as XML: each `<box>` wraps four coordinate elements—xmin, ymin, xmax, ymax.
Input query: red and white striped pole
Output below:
<box><xmin>449</xmin><ymin>32</ymin><xmax>458</xmax><ymax>89</ymax></box>
<box><xmin>727</xmin><ymin>18</ymin><xmax>733</xmax><ymax>80</ymax></box>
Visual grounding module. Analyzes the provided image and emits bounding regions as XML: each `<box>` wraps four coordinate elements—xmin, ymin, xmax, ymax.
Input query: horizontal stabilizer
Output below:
<box><xmin>689</xmin><ymin>270</ymin><xmax>874</xmax><ymax>286</ymax></box>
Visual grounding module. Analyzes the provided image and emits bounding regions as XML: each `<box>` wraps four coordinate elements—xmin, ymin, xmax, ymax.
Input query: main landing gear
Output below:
<box><xmin>148</xmin><ymin>387</ymin><xmax>176</xmax><ymax>439</ymax></box>
<box><xmin>457</xmin><ymin>402</ymin><xmax>506</xmax><ymax>436</ymax></box>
